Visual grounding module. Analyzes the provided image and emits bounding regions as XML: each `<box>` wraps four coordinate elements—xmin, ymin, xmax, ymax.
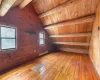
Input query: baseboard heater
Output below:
<box><xmin>39</xmin><ymin>51</ymin><xmax>48</xmax><ymax>56</ymax></box>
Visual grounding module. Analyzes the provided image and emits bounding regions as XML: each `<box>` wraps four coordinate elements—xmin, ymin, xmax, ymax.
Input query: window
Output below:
<box><xmin>39</xmin><ymin>32</ymin><xmax>45</xmax><ymax>45</ymax></box>
<box><xmin>0</xmin><ymin>26</ymin><xmax>16</xmax><ymax>50</ymax></box>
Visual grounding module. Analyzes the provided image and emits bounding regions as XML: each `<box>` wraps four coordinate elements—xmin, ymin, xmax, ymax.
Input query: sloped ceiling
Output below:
<box><xmin>32</xmin><ymin>0</ymin><xmax>99</xmax><ymax>54</ymax></box>
<box><xmin>0</xmin><ymin>0</ymin><xmax>99</xmax><ymax>54</ymax></box>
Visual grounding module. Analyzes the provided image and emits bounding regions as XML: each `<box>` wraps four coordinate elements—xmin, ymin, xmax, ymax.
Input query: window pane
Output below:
<box><xmin>1</xmin><ymin>39</ymin><xmax>16</xmax><ymax>49</ymax></box>
<box><xmin>1</xmin><ymin>27</ymin><xmax>16</xmax><ymax>38</ymax></box>
<box><xmin>39</xmin><ymin>33</ymin><xmax>44</xmax><ymax>38</ymax></box>
<box><xmin>40</xmin><ymin>39</ymin><xmax>44</xmax><ymax>45</ymax></box>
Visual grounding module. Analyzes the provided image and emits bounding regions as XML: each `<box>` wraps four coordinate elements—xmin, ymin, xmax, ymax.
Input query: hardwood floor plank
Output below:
<box><xmin>0</xmin><ymin>52</ymin><xmax>99</xmax><ymax>80</ymax></box>
<box><xmin>55</xmin><ymin>55</ymin><xmax>74</xmax><ymax>80</ymax></box>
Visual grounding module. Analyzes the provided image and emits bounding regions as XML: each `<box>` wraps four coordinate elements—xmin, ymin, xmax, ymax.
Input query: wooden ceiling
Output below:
<box><xmin>0</xmin><ymin>0</ymin><xmax>99</xmax><ymax>54</ymax></box>
<box><xmin>33</xmin><ymin>0</ymin><xmax>99</xmax><ymax>54</ymax></box>
<box><xmin>0</xmin><ymin>0</ymin><xmax>35</xmax><ymax>16</ymax></box>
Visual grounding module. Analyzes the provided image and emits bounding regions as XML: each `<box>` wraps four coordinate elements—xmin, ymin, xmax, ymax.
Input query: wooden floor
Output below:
<box><xmin>0</xmin><ymin>52</ymin><xmax>100</xmax><ymax>80</ymax></box>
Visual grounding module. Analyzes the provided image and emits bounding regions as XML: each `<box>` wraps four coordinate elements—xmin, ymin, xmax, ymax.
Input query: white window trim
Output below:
<box><xmin>39</xmin><ymin>32</ymin><xmax>45</xmax><ymax>45</ymax></box>
<box><xmin>0</xmin><ymin>25</ymin><xmax>17</xmax><ymax>51</ymax></box>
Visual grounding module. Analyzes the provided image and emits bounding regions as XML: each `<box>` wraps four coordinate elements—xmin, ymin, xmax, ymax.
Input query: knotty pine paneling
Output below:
<box><xmin>89</xmin><ymin>2</ymin><xmax>100</xmax><ymax>76</ymax></box>
<box><xmin>37</xmin><ymin>0</ymin><xmax>99</xmax><ymax>25</ymax></box>
<box><xmin>56</xmin><ymin>44</ymin><xmax>89</xmax><ymax>54</ymax></box>
<box><xmin>56</xmin><ymin>44</ymin><xmax>89</xmax><ymax>49</ymax></box>
<box><xmin>0</xmin><ymin>3</ymin><xmax>53</xmax><ymax>73</ymax></box>
<box><xmin>45</xmin><ymin>15</ymin><xmax>95</xmax><ymax>29</ymax></box>
<box><xmin>32</xmin><ymin>0</ymin><xmax>98</xmax><ymax>55</ymax></box>
<box><xmin>51</xmin><ymin>36</ymin><xmax>91</xmax><ymax>42</ymax></box>
<box><xmin>46</xmin><ymin>22</ymin><xmax>93</xmax><ymax>35</ymax></box>
<box><xmin>58</xmin><ymin>47</ymin><xmax>89</xmax><ymax>54</ymax></box>
<box><xmin>54</xmin><ymin>42</ymin><xmax>89</xmax><ymax>47</ymax></box>
<box><xmin>33</xmin><ymin>0</ymin><xmax>69</xmax><ymax>14</ymax></box>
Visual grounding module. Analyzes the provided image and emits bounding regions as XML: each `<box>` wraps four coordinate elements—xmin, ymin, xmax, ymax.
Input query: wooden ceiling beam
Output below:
<box><xmin>13</xmin><ymin>0</ymin><xmax>23</xmax><ymax>7</ymax></box>
<box><xmin>45</xmin><ymin>15</ymin><xmax>95</xmax><ymax>29</ymax></box>
<box><xmin>53</xmin><ymin>42</ymin><xmax>90</xmax><ymax>46</ymax></box>
<box><xmin>20</xmin><ymin>0</ymin><xmax>32</xmax><ymax>9</ymax></box>
<box><xmin>50</xmin><ymin>33</ymin><xmax>92</xmax><ymax>38</ymax></box>
<box><xmin>0</xmin><ymin>0</ymin><xmax>17</xmax><ymax>16</ymax></box>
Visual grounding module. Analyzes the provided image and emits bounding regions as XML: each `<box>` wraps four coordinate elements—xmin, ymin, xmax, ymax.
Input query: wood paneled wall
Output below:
<box><xmin>45</xmin><ymin>16</ymin><xmax>94</xmax><ymax>35</ymax></box>
<box><xmin>89</xmin><ymin>2</ymin><xmax>100</xmax><ymax>76</ymax></box>
<box><xmin>33</xmin><ymin>0</ymin><xmax>99</xmax><ymax>54</ymax></box>
<box><xmin>0</xmin><ymin>3</ymin><xmax>53</xmax><ymax>73</ymax></box>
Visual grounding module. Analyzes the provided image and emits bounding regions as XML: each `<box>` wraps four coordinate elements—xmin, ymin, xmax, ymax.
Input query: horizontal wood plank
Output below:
<box><xmin>33</xmin><ymin>0</ymin><xmax>70</xmax><ymax>14</ymax></box>
<box><xmin>39</xmin><ymin>0</ymin><xmax>80</xmax><ymax>18</ymax></box>
<box><xmin>45</xmin><ymin>15</ymin><xmax>95</xmax><ymax>29</ymax></box>
<box><xmin>46</xmin><ymin>22</ymin><xmax>93</xmax><ymax>35</ymax></box>
<box><xmin>52</xmin><ymin>37</ymin><xmax>91</xmax><ymax>42</ymax></box>
<box><xmin>50</xmin><ymin>32</ymin><xmax>92</xmax><ymax>37</ymax></box>
<box><xmin>53</xmin><ymin>42</ymin><xmax>90</xmax><ymax>46</ymax></box>
<box><xmin>56</xmin><ymin>44</ymin><xmax>89</xmax><ymax>49</ymax></box>
<box><xmin>58</xmin><ymin>47</ymin><xmax>89</xmax><ymax>54</ymax></box>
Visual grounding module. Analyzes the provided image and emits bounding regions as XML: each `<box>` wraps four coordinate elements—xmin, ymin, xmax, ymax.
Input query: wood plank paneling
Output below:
<box><xmin>46</xmin><ymin>22</ymin><xmax>93</xmax><ymax>35</ymax></box>
<box><xmin>56</xmin><ymin>44</ymin><xmax>89</xmax><ymax>49</ymax></box>
<box><xmin>89</xmin><ymin>2</ymin><xmax>100</xmax><ymax>76</ymax></box>
<box><xmin>50</xmin><ymin>33</ymin><xmax>91</xmax><ymax>43</ymax></box>
<box><xmin>0</xmin><ymin>52</ymin><xmax>99</xmax><ymax>80</ymax></box>
<box><xmin>50</xmin><ymin>33</ymin><xmax>91</xmax><ymax>37</ymax></box>
<box><xmin>45</xmin><ymin>15</ymin><xmax>95</xmax><ymax>29</ymax></box>
<box><xmin>58</xmin><ymin>48</ymin><xmax>89</xmax><ymax>54</ymax></box>
<box><xmin>53</xmin><ymin>42</ymin><xmax>90</xmax><ymax>47</ymax></box>
<box><xmin>51</xmin><ymin>36</ymin><xmax>91</xmax><ymax>42</ymax></box>
<box><xmin>33</xmin><ymin>0</ymin><xmax>70</xmax><ymax>14</ymax></box>
<box><xmin>33</xmin><ymin>0</ymin><xmax>98</xmax><ymax>54</ymax></box>
<box><xmin>37</xmin><ymin>0</ymin><xmax>99</xmax><ymax>25</ymax></box>
<box><xmin>56</xmin><ymin>44</ymin><xmax>89</xmax><ymax>54</ymax></box>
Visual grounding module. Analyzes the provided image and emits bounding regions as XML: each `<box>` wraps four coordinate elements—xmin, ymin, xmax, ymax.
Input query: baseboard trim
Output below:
<box><xmin>89</xmin><ymin>55</ymin><xmax>100</xmax><ymax>79</ymax></box>
<box><xmin>39</xmin><ymin>51</ymin><xmax>48</xmax><ymax>56</ymax></box>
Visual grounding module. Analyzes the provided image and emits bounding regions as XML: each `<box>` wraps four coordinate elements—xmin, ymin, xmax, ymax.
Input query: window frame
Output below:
<box><xmin>0</xmin><ymin>25</ymin><xmax>17</xmax><ymax>51</ymax></box>
<box><xmin>39</xmin><ymin>32</ymin><xmax>45</xmax><ymax>45</ymax></box>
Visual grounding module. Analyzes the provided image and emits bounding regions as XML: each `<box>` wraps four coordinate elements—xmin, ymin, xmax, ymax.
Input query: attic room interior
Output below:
<box><xmin>0</xmin><ymin>0</ymin><xmax>100</xmax><ymax>80</ymax></box>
